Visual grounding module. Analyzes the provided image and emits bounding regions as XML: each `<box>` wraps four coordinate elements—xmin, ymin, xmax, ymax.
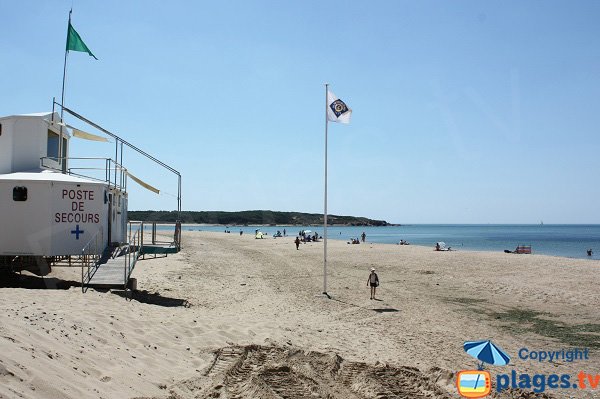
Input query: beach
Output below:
<box><xmin>1</xmin><ymin>230</ymin><xmax>599</xmax><ymax>398</ymax></box>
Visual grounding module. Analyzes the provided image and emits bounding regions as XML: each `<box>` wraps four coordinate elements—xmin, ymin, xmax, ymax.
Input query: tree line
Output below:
<box><xmin>128</xmin><ymin>210</ymin><xmax>391</xmax><ymax>226</ymax></box>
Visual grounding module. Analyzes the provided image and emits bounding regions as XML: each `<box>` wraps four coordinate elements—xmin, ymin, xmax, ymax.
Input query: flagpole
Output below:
<box><xmin>323</xmin><ymin>83</ymin><xmax>329</xmax><ymax>296</ymax></box>
<box><xmin>59</xmin><ymin>9</ymin><xmax>72</xmax><ymax>171</ymax></box>
<box><xmin>61</xmin><ymin>10</ymin><xmax>71</xmax><ymax>111</ymax></box>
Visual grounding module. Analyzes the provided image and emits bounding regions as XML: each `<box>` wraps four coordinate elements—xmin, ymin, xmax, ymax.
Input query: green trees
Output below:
<box><xmin>127</xmin><ymin>210</ymin><xmax>389</xmax><ymax>226</ymax></box>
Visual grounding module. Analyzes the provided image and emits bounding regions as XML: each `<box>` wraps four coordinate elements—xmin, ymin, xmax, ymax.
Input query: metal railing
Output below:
<box><xmin>143</xmin><ymin>221</ymin><xmax>180</xmax><ymax>245</ymax></box>
<box><xmin>136</xmin><ymin>221</ymin><xmax>182</xmax><ymax>257</ymax></box>
<box><xmin>175</xmin><ymin>220</ymin><xmax>182</xmax><ymax>251</ymax></box>
<box><xmin>53</xmin><ymin>102</ymin><xmax>182</xmax><ymax>219</ymax></box>
<box><xmin>40</xmin><ymin>156</ymin><xmax>128</xmax><ymax>192</ymax></box>
<box><xmin>81</xmin><ymin>229</ymin><xmax>105</xmax><ymax>293</ymax></box>
<box><xmin>123</xmin><ymin>222</ymin><xmax>143</xmax><ymax>289</ymax></box>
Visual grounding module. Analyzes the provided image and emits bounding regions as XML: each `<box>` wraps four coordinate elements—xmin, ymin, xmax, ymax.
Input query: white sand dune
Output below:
<box><xmin>1</xmin><ymin>231</ymin><xmax>598</xmax><ymax>398</ymax></box>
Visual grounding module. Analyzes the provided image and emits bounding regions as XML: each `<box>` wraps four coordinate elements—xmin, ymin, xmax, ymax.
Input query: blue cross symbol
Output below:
<box><xmin>71</xmin><ymin>224</ymin><xmax>85</xmax><ymax>240</ymax></box>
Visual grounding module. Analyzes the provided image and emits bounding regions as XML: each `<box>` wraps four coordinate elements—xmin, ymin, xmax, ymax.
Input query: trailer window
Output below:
<box><xmin>47</xmin><ymin>130</ymin><xmax>59</xmax><ymax>160</ymax></box>
<box><xmin>13</xmin><ymin>186</ymin><xmax>27</xmax><ymax>201</ymax></box>
<box><xmin>62</xmin><ymin>137</ymin><xmax>68</xmax><ymax>158</ymax></box>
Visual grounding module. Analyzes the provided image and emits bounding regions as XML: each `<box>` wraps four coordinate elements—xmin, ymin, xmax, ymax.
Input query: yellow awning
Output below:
<box><xmin>127</xmin><ymin>172</ymin><xmax>160</xmax><ymax>194</ymax></box>
<box><xmin>68</xmin><ymin>125</ymin><xmax>110</xmax><ymax>142</ymax></box>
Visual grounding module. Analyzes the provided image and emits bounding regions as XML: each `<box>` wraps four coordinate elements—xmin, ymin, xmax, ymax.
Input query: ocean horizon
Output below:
<box><xmin>180</xmin><ymin>224</ymin><xmax>600</xmax><ymax>260</ymax></box>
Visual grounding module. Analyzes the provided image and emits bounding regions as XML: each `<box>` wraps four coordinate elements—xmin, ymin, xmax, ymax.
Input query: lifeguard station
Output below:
<box><xmin>0</xmin><ymin>103</ymin><xmax>181</xmax><ymax>292</ymax></box>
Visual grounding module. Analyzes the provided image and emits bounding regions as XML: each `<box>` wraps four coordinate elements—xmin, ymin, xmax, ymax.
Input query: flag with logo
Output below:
<box><xmin>326</xmin><ymin>89</ymin><xmax>352</xmax><ymax>124</ymax></box>
<box><xmin>66</xmin><ymin>20</ymin><xmax>98</xmax><ymax>60</ymax></box>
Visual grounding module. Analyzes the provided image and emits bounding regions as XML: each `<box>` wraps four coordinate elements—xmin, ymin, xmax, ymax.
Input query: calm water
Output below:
<box><xmin>182</xmin><ymin>224</ymin><xmax>600</xmax><ymax>260</ymax></box>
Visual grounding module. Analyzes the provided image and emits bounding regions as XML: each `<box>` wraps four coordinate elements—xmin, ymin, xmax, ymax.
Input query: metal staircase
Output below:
<box><xmin>81</xmin><ymin>222</ymin><xmax>142</xmax><ymax>292</ymax></box>
<box><xmin>81</xmin><ymin>221</ymin><xmax>181</xmax><ymax>292</ymax></box>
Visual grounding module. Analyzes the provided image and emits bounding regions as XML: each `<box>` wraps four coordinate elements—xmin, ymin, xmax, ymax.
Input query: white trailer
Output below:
<box><xmin>0</xmin><ymin>112</ymin><xmax>127</xmax><ymax>259</ymax></box>
<box><xmin>0</xmin><ymin>112</ymin><xmax>66</xmax><ymax>175</ymax></box>
<box><xmin>0</xmin><ymin>171</ymin><xmax>109</xmax><ymax>256</ymax></box>
<box><xmin>0</xmin><ymin>108</ymin><xmax>180</xmax><ymax>290</ymax></box>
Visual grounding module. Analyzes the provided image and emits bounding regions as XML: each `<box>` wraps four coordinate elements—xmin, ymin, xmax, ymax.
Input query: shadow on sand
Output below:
<box><xmin>372</xmin><ymin>308</ymin><xmax>399</xmax><ymax>313</ymax></box>
<box><xmin>0</xmin><ymin>271</ymin><xmax>80</xmax><ymax>290</ymax></box>
<box><xmin>330</xmin><ymin>297</ymin><xmax>399</xmax><ymax>313</ymax></box>
<box><xmin>111</xmin><ymin>289</ymin><xmax>190</xmax><ymax>308</ymax></box>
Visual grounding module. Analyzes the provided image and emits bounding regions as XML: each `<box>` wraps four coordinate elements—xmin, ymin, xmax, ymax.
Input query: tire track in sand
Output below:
<box><xmin>163</xmin><ymin>345</ymin><xmax>555</xmax><ymax>399</ymax></box>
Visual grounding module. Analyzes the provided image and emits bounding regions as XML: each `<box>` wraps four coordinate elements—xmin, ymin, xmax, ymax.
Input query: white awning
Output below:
<box><xmin>43</xmin><ymin>119</ymin><xmax>110</xmax><ymax>142</ymax></box>
<box><xmin>127</xmin><ymin>171</ymin><xmax>160</xmax><ymax>194</ymax></box>
<box><xmin>69</xmin><ymin>126</ymin><xmax>110</xmax><ymax>142</ymax></box>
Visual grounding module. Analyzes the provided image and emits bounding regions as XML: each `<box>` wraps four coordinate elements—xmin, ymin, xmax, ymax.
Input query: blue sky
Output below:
<box><xmin>2</xmin><ymin>1</ymin><xmax>600</xmax><ymax>223</ymax></box>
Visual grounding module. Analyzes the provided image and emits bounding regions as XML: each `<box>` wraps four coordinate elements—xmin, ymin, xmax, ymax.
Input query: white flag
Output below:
<box><xmin>327</xmin><ymin>89</ymin><xmax>352</xmax><ymax>124</ymax></box>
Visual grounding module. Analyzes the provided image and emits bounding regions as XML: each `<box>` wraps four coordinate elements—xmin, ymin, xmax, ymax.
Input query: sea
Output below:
<box><xmin>182</xmin><ymin>224</ymin><xmax>600</xmax><ymax>260</ymax></box>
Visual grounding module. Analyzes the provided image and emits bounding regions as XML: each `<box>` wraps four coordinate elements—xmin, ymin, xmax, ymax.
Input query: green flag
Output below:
<box><xmin>66</xmin><ymin>21</ymin><xmax>98</xmax><ymax>60</ymax></box>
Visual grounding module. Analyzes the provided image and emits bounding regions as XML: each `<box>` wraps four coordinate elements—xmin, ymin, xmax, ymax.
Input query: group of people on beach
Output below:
<box><xmin>294</xmin><ymin>232</ymin><xmax>321</xmax><ymax>249</ymax></box>
<box><xmin>348</xmin><ymin>232</ymin><xmax>367</xmax><ymax>245</ymax></box>
<box><xmin>298</xmin><ymin>230</ymin><xmax>320</xmax><ymax>242</ymax></box>
<box><xmin>435</xmin><ymin>242</ymin><xmax>452</xmax><ymax>251</ymax></box>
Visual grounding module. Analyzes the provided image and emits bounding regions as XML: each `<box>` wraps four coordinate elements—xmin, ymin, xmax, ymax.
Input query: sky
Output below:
<box><xmin>2</xmin><ymin>1</ymin><xmax>600</xmax><ymax>224</ymax></box>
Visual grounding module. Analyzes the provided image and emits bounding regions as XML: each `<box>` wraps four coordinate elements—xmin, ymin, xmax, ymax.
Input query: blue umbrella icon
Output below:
<box><xmin>464</xmin><ymin>340</ymin><xmax>510</xmax><ymax>370</ymax></box>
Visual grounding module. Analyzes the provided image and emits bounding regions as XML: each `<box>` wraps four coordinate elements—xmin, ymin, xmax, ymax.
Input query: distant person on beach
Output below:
<box><xmin>240</xmin><ymin>230</ymin><xmax>243</xmax><ymax>236</ymax></box>
<box><xmin>588</xmin><ymin>249</ymin><xmax>593</xmax><ymax>256</ymax></box>
<box><xmin>361</xmin><ymin>232</ymin><xmax>366</xmax><ymax>243</ymax></box>
<box><xmin>295</xmin><ymin>236</ymin><xmax>300</xmax><ymax>250</ymax></box>
<box><xmin>283</xmin><ymin>228</ymin><xmax>286</xmax><ymax>237</ymax></box>
<box><xmin>367</xmin><ymin>268</ymin><xmax>379</xmax><ymax>300</ymax></box>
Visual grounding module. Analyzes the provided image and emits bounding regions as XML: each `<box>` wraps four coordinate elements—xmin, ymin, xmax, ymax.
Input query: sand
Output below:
<box><xmin>1</xmin><ymin>230</ymin><xmax>599</xmax><ymax>398</ymax></box>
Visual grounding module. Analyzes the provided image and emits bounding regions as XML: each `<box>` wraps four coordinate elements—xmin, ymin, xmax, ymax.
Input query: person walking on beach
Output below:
<box><xmin>367</xmin><ymin>268</ymin><xmax>379</xmax><ymax>300</ymax></box>
<box><xmin>361</xmin><ymin>232</ymin><xmax>366</xmax><ymax>243</ymax></box>
<box><xmin>295</xmin><ymin>236</ymin><xmax>300</xmax><ymax>250</ymax></box>
<box><xmin>283</xmin><ymin>228</ymin><xmax>286</xmax><ymax>237</ymax></box>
